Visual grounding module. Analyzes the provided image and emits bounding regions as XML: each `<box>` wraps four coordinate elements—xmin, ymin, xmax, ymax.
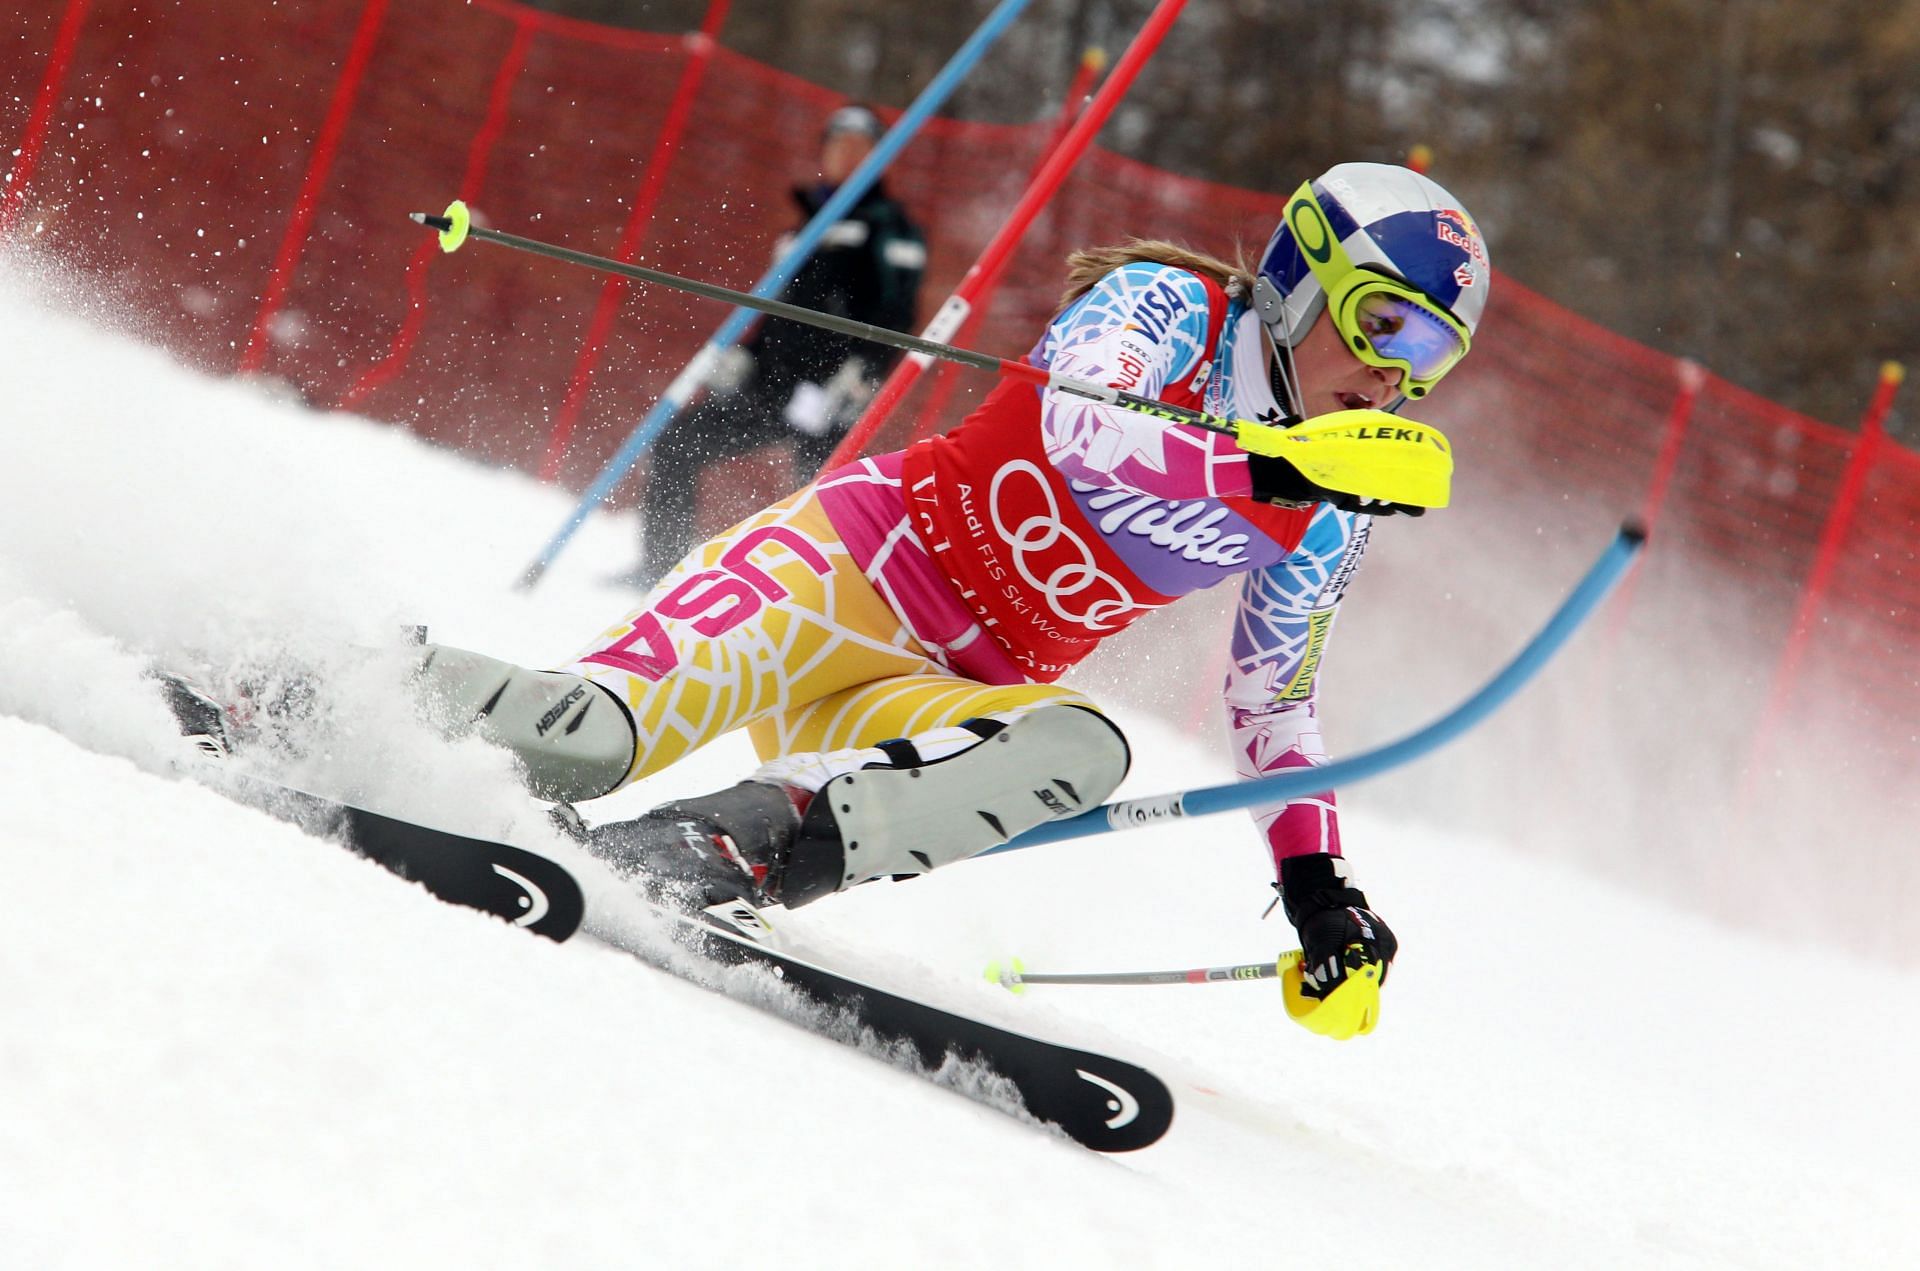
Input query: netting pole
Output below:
<box><xmin>536</xmin><ymin>0</ymin><xmax>734</xmax><ymax>481</ymax></box>
<box><xmin>239</xmin><ymin>0</ymin><xmax>390</xmax><ymax>375</ymax></box>
<box><xmin>1602</xmin><ymin>357</ymin><xmax>1705</xmax><ymax>641</ymax></box>
<box><xmin>516</xmin><ymin>0</ymin><xmax>1037</xmax><ymax>589</ymax></box>
<box><xmin>1748</xmin><ymin>360</ymin><xmax>1906</xmax><ymax>780</ymax></box>
<box><xmin>0</xmin><ymin>0</ymin><xmax>92</xmax><ymax>240</ymax></box>
<box><xmin>903</xmin><ymin>46</ymin><xmax>1108</xmax><ymax>448</ymax></box>
<box><xmin>821</xmin><ymin>0</ymin><xmax>1188</xmax><ymax>471</ymax></box>
<box><xmin>340</xmin><ymin>17</ymin><xmax>537</xmax><ymax>411</ymax></box>
<box><xmin>1639</xmin><ymin>359</ymin><xmax>1707</xmax><ymax>533</ymax></box>
<box><xmin>1047</xmin><ymin>45</ymin><xmax>1108</xmax><ymax>151</ymax></box>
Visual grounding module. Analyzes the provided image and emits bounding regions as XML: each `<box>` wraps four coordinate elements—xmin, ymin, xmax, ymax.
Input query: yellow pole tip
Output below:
<box><xmin>1881</xmin><ymin>360</ymin><xmax>1905</xmax><ymax>385</ymax></box>
<box><xmin>1082</xmin><ymin>47</ymin><xmax>1108</xmax><ymax>71</ymax></box>
<box><xmin>1407</xmin><ymin>144</ymin><xmax>1434</xmax><ymax>173</ymax></box>
<box><xmin>437</xmin><ymin>199</ymin><xmax>471</xmax><ymax>253</ymax></box>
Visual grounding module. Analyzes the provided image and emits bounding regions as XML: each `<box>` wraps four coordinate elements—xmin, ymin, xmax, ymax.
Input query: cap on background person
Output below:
<box><xmin>821</xmin><ymin>103</ymin><xmax>885</xmax><ymax>143</ymax></box>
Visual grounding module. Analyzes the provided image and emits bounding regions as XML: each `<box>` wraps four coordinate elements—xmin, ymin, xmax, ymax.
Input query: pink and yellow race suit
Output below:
<box><xmin>567</xmin><ymin>262</ymin><xmax>1372</xmax><ymax>870</ymax></box>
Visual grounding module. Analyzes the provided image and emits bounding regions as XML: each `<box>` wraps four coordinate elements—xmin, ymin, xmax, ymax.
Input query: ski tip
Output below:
<box><xmin>984</xmin><ymin>957</ymin><xmax>1027</xmax><ymax>994</ymax></box>
<box><xmin>1619</xmin><ymin>520</ymin><xmax>1649</xmax><ymax>549</ymax></box>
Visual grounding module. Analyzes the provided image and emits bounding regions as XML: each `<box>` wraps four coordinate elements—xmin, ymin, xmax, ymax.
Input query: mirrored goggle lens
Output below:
<box><xmin>1348</xmin><ymin>291</ymin><xmax>1468</xmax><ymax>381</ymax></box>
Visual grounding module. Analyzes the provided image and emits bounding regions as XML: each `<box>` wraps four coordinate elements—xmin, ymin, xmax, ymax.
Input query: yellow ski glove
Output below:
<box><xmin>1275</xmin><ymin>853</ymin><xmax>1399</xmax><ymax>1040</ymax></box>
<box><xmin>1234</xmin><ymin>409</ymin><xmax>1453</xmax><ymax>517</ymax></box>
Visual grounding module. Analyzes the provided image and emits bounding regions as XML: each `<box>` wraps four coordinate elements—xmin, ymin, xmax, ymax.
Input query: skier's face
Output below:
<box><xmin>1279</xmin><ymin>308</ymin><xmax>1406</xmax><ymax>415</ymax></box>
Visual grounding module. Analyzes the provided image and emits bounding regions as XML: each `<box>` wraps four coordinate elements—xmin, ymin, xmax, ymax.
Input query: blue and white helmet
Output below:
<box><xmin>1253</xmin><ymin>162</ymin><xmax>1492</xmax><ymax>351</ymax></box>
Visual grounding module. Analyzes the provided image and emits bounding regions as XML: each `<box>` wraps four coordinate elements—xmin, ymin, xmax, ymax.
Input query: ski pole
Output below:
<box><xmin>988</xmin><ymin>951</ymin><xmax>1301</xmax><ymax>992</ymax></box>
<box><xmin>982</xmin><ymin>522</ymin><xmax>1647</xmax><ymax>856</ymax></box>
<box><xmin>415</xmin><ymin>207</ymin><xmax>1455</xmax><ymax>514</ymax></box>
<box><xmin>415</xmin><ymin>204</ymin><xmax>1266</xmax><ymax>444</ymax></box>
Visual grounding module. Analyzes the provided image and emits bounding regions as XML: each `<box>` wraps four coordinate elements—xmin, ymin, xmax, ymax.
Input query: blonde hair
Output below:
<box><xmin>1056</xmin><ymin>237</ymin><xmax>1254</xmax><ymax>313</ymax></box>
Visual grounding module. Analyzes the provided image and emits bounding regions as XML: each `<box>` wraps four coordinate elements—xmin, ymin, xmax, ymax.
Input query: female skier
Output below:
<box><xmin>416</xmin><ymin>162</ymin><xmax>1491</xmax><ymax>1040</ymax></box>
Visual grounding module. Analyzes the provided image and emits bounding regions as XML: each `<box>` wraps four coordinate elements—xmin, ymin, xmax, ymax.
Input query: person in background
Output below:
<box><xmin>627</xmin><ymin>103</ymin><xmax>927</xmax><ymax>589</ymax></box>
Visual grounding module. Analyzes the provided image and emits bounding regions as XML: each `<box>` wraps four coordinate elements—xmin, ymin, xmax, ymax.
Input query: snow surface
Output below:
<box><xmin>3</xmin><ymin>255</ymin><xmax>1917</xmax><ymax>1270</ymax></box>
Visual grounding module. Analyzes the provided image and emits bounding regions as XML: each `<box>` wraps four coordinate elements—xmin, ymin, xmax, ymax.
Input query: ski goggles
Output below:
<box><xmin>1282</xmin><ymin>181</ymin><xmax>1473</xmax><ymax>398</ymax></box>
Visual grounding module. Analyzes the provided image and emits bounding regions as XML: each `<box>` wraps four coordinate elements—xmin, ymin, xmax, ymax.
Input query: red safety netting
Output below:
<box><xmin>5</xmin><ymin>0</ymin><xmax>1914</xmax><ymax>813</ymax></box>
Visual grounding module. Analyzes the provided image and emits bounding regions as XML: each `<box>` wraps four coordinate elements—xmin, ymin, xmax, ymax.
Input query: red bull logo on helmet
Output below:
<box><xmin>1435</xmin><ymin>208</ymin><xmax>1487</xmax><ymax>267</ymax></box>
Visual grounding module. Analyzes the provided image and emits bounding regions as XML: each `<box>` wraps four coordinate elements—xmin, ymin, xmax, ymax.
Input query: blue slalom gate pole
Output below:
<box><xmin>983</xmin><ymin>524</ymin><xmax>1647</xmax><ymax>856</ymax></box>
<box><xmin>518</xmin><ymin>0</ymin><xmax>1036</xmax><ymax>589</ymax></box>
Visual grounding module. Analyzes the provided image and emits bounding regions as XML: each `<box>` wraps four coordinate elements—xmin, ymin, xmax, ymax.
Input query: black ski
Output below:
<box><xmin>150</xmin><ymin>666</ymin><xmax>1171</xmax><ymax>1147</ymax></box>
<box><xmin>299</xmin><ymin>794</ymin><xmax>1173</xmax><ymax>1152</ymax></box>
<box><xmin>338</xmin><ymin>802</ymin><xmax>587</xmax><ymax>942</ymax></box>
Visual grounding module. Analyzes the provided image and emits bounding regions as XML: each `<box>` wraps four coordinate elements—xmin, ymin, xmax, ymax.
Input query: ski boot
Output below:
<box><xmin>587</xmin><ymin>703</ymin><xmax>1130</xmax><ymax>911</ymax></box>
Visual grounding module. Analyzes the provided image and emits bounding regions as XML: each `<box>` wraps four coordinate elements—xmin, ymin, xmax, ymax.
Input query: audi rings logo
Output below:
<box><xmin>989</xmin><ymin>461</ymin><xmax>1139</xmax><ymax>631</ymax></box>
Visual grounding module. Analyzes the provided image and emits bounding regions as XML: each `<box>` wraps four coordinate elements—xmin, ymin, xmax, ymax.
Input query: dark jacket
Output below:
<box><xmin>746</xmin><ymin>179</ymin><xmax>926</xmax><ymax>397</ymax></box>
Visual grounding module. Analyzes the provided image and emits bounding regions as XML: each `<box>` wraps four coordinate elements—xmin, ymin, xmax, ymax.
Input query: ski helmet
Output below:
<box><xmin>1253</xmin><ymin>162</ymin><xmax>1491</xmax><ymax>399</ymax></box>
